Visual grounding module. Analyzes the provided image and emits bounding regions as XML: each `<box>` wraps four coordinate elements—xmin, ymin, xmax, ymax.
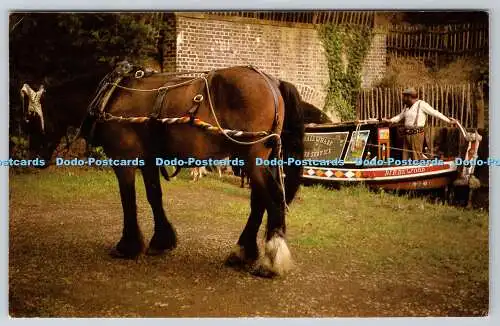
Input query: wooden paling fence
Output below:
<box><xmin>357</xmin><ymin>83</ymin><xmax>485</xmax><ymax>129</ymax></box>
<box><xmin>207</xmin><ymin>11</ymin><xmax>374</xmax><ymax>26</ymax></box>
<box><xmin>144</xmin><ymin>11</ymin><xmax>375</xmax><ymax>26</ymax></box>
<box><xmin>387</xmin><ymin>23</ymin><xmax>489</xmax><ymax>61</ymax></box>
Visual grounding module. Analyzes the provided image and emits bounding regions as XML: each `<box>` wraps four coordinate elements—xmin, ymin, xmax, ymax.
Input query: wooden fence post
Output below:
<box><xmin>476</xmin><ymin>82</ymin><xmax>485</xmax><ymax>130</ymax></box>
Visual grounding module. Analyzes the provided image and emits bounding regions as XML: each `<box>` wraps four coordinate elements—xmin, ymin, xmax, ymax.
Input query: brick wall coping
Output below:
<box><xmin>175</xmin><ymin>12</ymin><xmax>318</xmax><ymax>30</ymax></box>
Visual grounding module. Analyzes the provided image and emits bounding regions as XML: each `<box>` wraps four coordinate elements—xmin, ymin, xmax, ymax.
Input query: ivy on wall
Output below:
<box><xmin>318</xmin><ymin>24</ymin><xmax>373</xmax><ymax>121</ymax></box>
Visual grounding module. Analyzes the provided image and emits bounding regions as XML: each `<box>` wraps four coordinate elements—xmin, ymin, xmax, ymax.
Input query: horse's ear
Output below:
<box><xmin>21</xmin><ymin>83</ymin><xmax>30</xmax><ymax>96</ymax></box>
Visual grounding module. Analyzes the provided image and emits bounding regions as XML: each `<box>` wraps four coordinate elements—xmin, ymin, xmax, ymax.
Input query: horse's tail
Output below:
<box><xmin>278</xmin><ymin>80</ymin><xmax>305</xmax><ymax>204</ymax></box>
<box><xmin>159</xmin><ymin>166</ymin><xmax>181</xmax><ymax>181</ymax></box>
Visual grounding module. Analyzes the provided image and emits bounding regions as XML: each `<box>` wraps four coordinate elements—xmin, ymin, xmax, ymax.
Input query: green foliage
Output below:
<box><xmin>475</xmin><ymin>56</ymin><xmax>489</xmax><ymax>86</ymax></box>
<box><xmin>10</xmin><ymin>13</ymin><xmax>158</xmax><ymax>80</ymax></box>
<box><xmin>318</xmin><ymin>24</ymin><xmax>373</xmax><ymax>121</ymax></box>
<box><xmin>10</xmin><ymin>136</ymin><xmax>30</xmax><ymax>160</ymax></box>
<box><xmin>79</xmin><ymin>146</ymin><xmax>107</xmax><ymax>170</ymax></box>
<box><xmin>87</xmin><ymin>146</ymin><xmax>108</xmax><ymax>161</ymax></box>
<box><xmin>9</xmin><ymin>13</ymin><xmax>168</xmax><ymax>136</ymax></box>
<box><xmin>9</xmin><ymin>136</ymin><xmax>34</xmax><ymax>173</ymax></box>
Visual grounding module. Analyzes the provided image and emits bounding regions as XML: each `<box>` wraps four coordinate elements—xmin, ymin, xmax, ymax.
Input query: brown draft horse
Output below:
<box><xmin>230</xmin><ymin>100</ymin><xmax>330</xmax><ymax>189</ymax></box>
<box><xmin>22</xmin><ymin>62</ymin><xmax>305</xmax><ymax>277</ymax></box>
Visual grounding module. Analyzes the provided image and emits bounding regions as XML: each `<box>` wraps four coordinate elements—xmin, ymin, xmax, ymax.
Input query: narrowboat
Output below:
<box><xmin>302</xmin><ymin>119</ymin><xmax>482</xmax><ymax>191</ymax></box>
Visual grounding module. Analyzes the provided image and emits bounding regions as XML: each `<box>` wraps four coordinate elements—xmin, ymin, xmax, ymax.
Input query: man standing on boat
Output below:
<box><xmin>383</xmin><ymin>87</ymin><xmax>457</xmax><ymax>160</ymax></box>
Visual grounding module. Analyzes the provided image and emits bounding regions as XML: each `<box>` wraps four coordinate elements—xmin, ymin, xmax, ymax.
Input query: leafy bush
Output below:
<box><xmin>378</xmin><ymin>55</ymin><xmax>488</xmax><ymax>88</ymax></box>
<box><xmin>10</xmin><ymin>136</ymin><xmax>29</xmax><ymax>160</ymax></box>
<box><xmin>10</xmin><ymin>13</ymin><xmax>158</xmax><ymax>80</ymax></box>
<box><xmin>318</xmin><ymin>24</ymin><xmax>373</xmax><ymax>121</ymax></box>
<box><xmin>9</xmin><ymin>13</ymin><xmax>167</xmax><ymax>133</ymax></box>
<box><xmin>87</xmin><ymin>146</ymin><xmax>108</xmax><ymax>161</ymax></box>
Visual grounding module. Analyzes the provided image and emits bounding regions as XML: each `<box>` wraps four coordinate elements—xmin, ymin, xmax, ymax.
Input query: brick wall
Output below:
<box><xmin>168</xmin><ymin>14</ymin><xmax>329</xmax><ymax>110</ymax></box>
<box><xmin>163</xmin><ymin>13</ymin><xmax>177</xmax><ymax>73</ymax></box>
<box><xmin>361</xmin><ymin>31</ymin><xmax>387</xmax><ymax>88</ymax></box>
<box><xmin>164</xmin><ymin>14</ymin><xmax>387</xmax><ymax>121</ymax></box>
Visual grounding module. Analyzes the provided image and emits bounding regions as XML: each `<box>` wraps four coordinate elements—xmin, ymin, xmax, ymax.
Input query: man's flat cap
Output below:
<box><xmin>402</xmin><ymin>87</ymin><xmax>418</xmax><ymax>97</ymax></box>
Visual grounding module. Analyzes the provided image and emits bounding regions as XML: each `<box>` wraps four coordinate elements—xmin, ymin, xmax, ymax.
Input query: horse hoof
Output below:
<box><xmin>148</xmin><ymin>230</ymin><xmax>177</xmax><ymax>254</ymax></box>
<box><xmin>110</xmin><ymin>237</ymin><xmax>144</xmax><ymax>259</ymax></box>
<box><xmin>262</xmin><ymin>235</ymin><xmax>293</xmax><ymax>275</ymax></box>
<box><xmin>249</xmin><ymin>264</ymin><xmax>278</xmax><ymax>278</ymax></box>
<box><xmin>224</xmin><ymin>244</ymin><xmax>258</xmax><ymax>269</ymax></box>
<box><xmin>224</xmin><ymin>252</ymin><xmax>246</xmax><ymax>268</ymax></box>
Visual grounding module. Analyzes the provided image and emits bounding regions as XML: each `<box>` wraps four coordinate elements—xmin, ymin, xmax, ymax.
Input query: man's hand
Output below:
<box><xmin>449</xmin><ymin>117</ymin><xmax>458</xmax><ymax>125</ymax></box>
<box><xmin>381</xmin><ymin>118</ymin><xmax>392</xmax><ymax>123</ymax></box>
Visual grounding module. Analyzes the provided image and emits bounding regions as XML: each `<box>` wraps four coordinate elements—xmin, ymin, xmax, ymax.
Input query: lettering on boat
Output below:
<box><xmin>384</xmin><ymin>166</ymin><xmax>427</xmax><ymax>176</ymax></box>
<box><xmin>304</xmin><ymin>132</ymin><xmax>349</xmax><ymax>161</ymax></box>
<box><xmin>304</xmin><ymin>135</ymin><xmax>336</xmax><ymax>146</ymax></box>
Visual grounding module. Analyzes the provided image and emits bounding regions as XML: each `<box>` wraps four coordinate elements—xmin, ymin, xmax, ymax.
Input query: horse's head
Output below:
<box><xmin>18</xmin><ymin>67</ymin><xmax>114</xmax><ymax>167</ymax></box>
<box><xmin>20</xmin><ymin>83</ymin><xmax>55</xmax><ymax>167</ymax></box>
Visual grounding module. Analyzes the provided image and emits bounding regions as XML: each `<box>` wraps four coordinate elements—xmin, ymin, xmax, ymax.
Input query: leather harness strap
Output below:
<box><xmin>89</xmin><ymin>63</ymin><xmax>280</xmax><ymax>139</ymax></box>
<box><xmin>188</xmin><ymin>94</ymin><xmax>204</xmax><ymax>124</ymax></box>
<box><xmin>151</xmin><ymin>86</ymin><xmax>168</xmax><ymax>119</ymax></box>
<box><xmin>246</xmin><ymin>65</ymin><xmax>281</xmax><ymax>134</ymax></box>
<box><xmin>150</xmin><ymin>82</ymin><xmax>205</xmax><ymax>124</ymax></box>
